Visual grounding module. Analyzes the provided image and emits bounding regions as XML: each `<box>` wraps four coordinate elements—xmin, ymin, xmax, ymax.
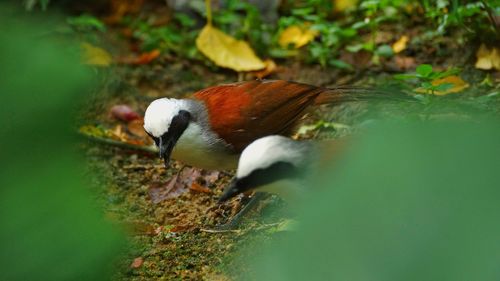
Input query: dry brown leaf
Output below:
<box><xmin>81</xmin><ymin>42</ymin><xmax>112</xmax><ymax>67</ymax></box>
<box><xmin>433</xmin><ymin>75</ymin><xmax>469</xmax><ymax>95</ymax></box>
<box><xmin>394</xmin><ymin>55</ymin><xmax>416</xmax><ymax>70</ymax></box>
<box><xmin>340</xmin><ymin>49</ymin><xmax>372</xmax><ymax>69</ymax></box>
<box><xmin>149</xmin><ymin>175</ymin><xmax>182</xmax><ymax>204</ymax></box>
<box><xmin>134</xmin><ymin>49</ymin><xmax>161</xmax><ymax>65</ymax></box>
<box><xmin>149</xmin><ymin>168</ymin><xmax>204</xmax><ymax>203</ymax></box>
<box><xmin>475</xmin><ymin>44</ymin><xmax>500</xmax><ymax>71</ymax></box>
<box><xmin>190</xmin><ymin>182</ymin><xmax>211</xmax><ymax>193</ymax></box>
<box><xmin>196</xmin><ymin>24</ymin><xmax>265</xmax><ymax>71</ymax></box>
<box><xmin>334</xmin><ymin>0</ymin><xmax>359</xmax><ymax>12</ymax></box>
<box><xmin>104</xmin><ymin>0</ymin><xmax>144</xmax><ymax>24</ymax></box>
<box><xmin>203</xmin><ymin>171</ymin><xmax>221</xmax><ymax>184</ymax></box>
<box><xmin>108</xmin><ymin>124</ymin><xmax>148</xmax><ymax>145</ymax></box>
<box><xmin>116</xmin><ymin>50</ymin><xmax>161</xmax><ymax>65</ymax></box>
<box><xmin>110</xmin><ymin>124</ymin><xmax>127</xmax><ymax>141</ymax></box>
<box><xmin>279</xmin><ymin>25</ymin><xmax>318</xmax><ymax>48</ymax></box>
<box><xmin>392</xmin><ymin>35</ymin><xmax>409</xmax><ymax>53</ymax></box>
<box><xmin>127</xmin><ymin>119</ymin><xmax>148</xmax><ymax>138</ymax></box>
<box><xmin>130</xmin><ymin>257</ymin><xmax>144</xmax><ymax>269</ymax></box>
<box><xmin>110</xmin><ymin>104</ymin><xmax>140</xmax><ymax>122</ymax></box>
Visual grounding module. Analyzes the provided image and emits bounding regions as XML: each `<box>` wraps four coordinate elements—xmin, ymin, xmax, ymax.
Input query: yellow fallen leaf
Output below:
<box><xmin>195</xmin><ymin>0</ymin><xmax>265</xmax><ymax>72</ymax></box>
<box><xmin>279</xmin><ymin>25</ymin><xmax>318</xmax><ymax>48</ymax></box>
<box><xmin>416</xmin><ymin>75</ymin><xmax>469</xmax><ymax>96</ymax></box>
<box><xmin>79</xmin><ymin>125</ymin><xmax>108</xmax><ymax>138</ymax></box>
<box><xmin>81</xmin><ymin>42</ymin><xmax>112</xmax><ymax>67</ymax></box>
<box><xmin>196</xmin><ymin>25</ymin><xmax>265</xmax><ymax>71</ymax></box>
<box><xmin>475</xmin><ymin>44</ymin><xmax>500</xmax><ymax>71</ymax></box>
<box><xmin>334</xmin><ymin>0</ymin><xmax>359</xmax><ymax>12</ymax></box>
<box><xmin>392</xmin><ymin>35</ymin><xmax>409</xmax><ymax>54</ymax></box>
<box><xmin>248</xmin><ymin>59</ymin><xmax>277</xmax><ymax>79</ymax></box>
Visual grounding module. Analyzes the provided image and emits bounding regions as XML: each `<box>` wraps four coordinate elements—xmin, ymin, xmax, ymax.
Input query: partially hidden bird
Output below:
<box><xmin>218</xmin><ymin>135</ymin><xmax>345</xmax><ymax>203</ymax></box>
<box><xmin>143</xmin><ymin>79</ymin><xmax>399</xmax><ymax>170</ymax></box>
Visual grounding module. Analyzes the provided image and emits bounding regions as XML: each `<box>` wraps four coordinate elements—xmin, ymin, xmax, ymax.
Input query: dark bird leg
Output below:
<box><xmin>215</xmin><ymin>192</ymin><xmax>268</xmax><ymax>230</ymax></box>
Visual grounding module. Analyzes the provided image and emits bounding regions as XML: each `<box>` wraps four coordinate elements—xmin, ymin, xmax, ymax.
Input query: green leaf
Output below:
<box><xmin>432</xmin><ymin>68</ymin><xmax>461</xmax><ymax>79</ymax></box>
<box><xmin>175</xmin><ymin>13</ymin><xmax>196</xmax><ymax>28</ymax></box>
<box><xmin>363</xmin><ymin>41</ymin><xmax>375</xmax><ymax>52</ymax></box>
<box><xmin>269</xmin><ymin>48</ymin><xmax>298</xmax><ymax>58</ymax></box>
<box><xmin>291</xmin><ymin>7</ymin><xmax>315</xmax><ymax>16</ymax></box>
<box><xmin>352</xmin><ymin>21</ymin><xmax>368</xmax><ymax>29</ymax></box>
<box><xmin>416</xmin><ymin>64</ymin><xmax>433</xmax><ymax>77</ymax></box>
<box><xmin>329</xmin><ymin>59</ymin><xmax>353</xmax><ymax>70</ymax></box>
<box><xmin>376</xmin><ymin>44</ymin><xmax>394</xmax><ymax>57</ymax></box>
<box><xmin>67</xmin><ymin>14</ymin><xmax>106</xmax><ymax>32</ymax></box>
<box><xmin>434</xmin><ymin>83</ymin><xmax>454</xmax><ymax>92</ymax></box>
<box><xmin>421</xmin><ymin>81</ymin><xmax>433</xmax><ymax>89</ymax></box>
<box><xmin>339</xmin><ymin>28</ymin><xmax>357</xmax><ymax>38</ymax></box>
<box><xmin>346</xmin><ymin>44</ymin><xmax>364</xmax><ymax>52</ymax></box>
<box><xmin>394</xmin><ymin>74</ymin><xmax>417</xmax><ymax>80</ymax></box>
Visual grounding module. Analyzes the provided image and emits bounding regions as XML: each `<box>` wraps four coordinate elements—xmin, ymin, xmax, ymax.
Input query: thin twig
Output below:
<box><xmin>200</xmin><ymin>228</ymin><xmax>241</xmax><ymax>234</ymax></box>
<box><xmin>79</xmin><ymin>132</ymin><xmax>158</xmax><ymax>155</ymax></box>
<box><xmin>200</xmin><ymin>222</ymin><xmax>283</xmax><ymax>234</ymax></box>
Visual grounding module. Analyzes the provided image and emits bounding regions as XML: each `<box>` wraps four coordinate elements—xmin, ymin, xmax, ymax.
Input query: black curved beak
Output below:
<box><xmin>158</xmin><ymin>136</ymin><xmax>176</xmax><ymax>168</ymax></box>
<box><xmin>218</xmin><ymin>178</ymin><xmax>241</xmax><ymax>203</ymax></box>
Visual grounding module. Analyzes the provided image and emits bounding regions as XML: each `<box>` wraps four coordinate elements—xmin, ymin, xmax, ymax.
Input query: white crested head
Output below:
<box><xmin>237</xmin><ymin>135</ymin><xmax>311</xmax><ymax>178</ymax></box>
<box><xmin>144</xmin><ymin>98</ymin><xmax>193</xmax><ymax>137</ymax></box>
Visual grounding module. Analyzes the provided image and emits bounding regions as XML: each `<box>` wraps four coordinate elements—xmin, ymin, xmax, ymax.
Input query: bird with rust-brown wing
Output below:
<box><xmin>143</xmin><ymin>80</ymin><xmax>403</xmax><ymax>170</ymax></box>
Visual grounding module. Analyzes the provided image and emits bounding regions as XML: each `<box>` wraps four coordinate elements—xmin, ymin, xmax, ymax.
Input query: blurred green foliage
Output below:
<box><xmin>0</xmin><ymin>5</ymin><xmax>124</xmax><ymax>281</ymax></box>
<box><xmin>24</xmin><ymin>0</ymin><xmax>51</xmax><ymax>11</ymax></box>
<box><xmin>47</xmin><ymin>0</ymin><xmax>500</xmax><ymax>70</ymax></box>
<box><xmin>395</xmin><ymin>64</ymin><xmax>461</xmax><ymax>94</ymax></box>
<box><xmin>423</xmin><ymin>0</ymin><xmax>499</xmax><ymax>36</ymax></box>
<box><xmin>67</xmin><ymin>14</ymin><xmax>107</xmax><ymax>32</ymax></box>
<box><xmin>244</xmin><ymin>119</ymin><xmax>500</xmax><ymax>281</ymax></box>
<box><xmin>32</xmin><ymin>0</ymin><xmax>491</xmax><ymax>72</ymax></box>
<box><xmin>126</xmin><ymin>14</ymin><xmax>201</xmax><ymax>59</ymax></box>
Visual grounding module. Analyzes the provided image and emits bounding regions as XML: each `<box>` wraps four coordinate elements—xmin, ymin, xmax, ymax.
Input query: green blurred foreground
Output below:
<box><xmin>248</xmin><ymin>120</ymin><xmax>500</xmax><ymax>280</ymax></box>
<box><xmin>0</xmin><ymin>6</ymin><xmax>124</xmax><ymax>281</ymax></box>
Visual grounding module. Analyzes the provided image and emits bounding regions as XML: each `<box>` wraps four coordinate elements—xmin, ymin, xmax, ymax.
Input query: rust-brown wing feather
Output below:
<box><xmin>192</xmin><ymin>80</ymin><xmax>328</xmax><ymax>151</ymax></box>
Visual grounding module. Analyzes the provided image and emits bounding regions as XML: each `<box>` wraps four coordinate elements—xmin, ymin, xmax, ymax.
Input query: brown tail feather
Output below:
<box><xmin>314</xmin><ymin>86</ymin><xmax>414</xmax><ymax>105</ymax></box>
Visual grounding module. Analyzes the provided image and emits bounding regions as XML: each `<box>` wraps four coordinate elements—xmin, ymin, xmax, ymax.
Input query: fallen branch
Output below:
<box><xmin>79</xmin><ymin>132</ymin><xmax>158</xmax><ymax>155</ymax></box>
<box><xmin>199</xmin><ymin>222</ymin><xmax>284</xmax><ymax>234</ymax></box>
<box><xmin>199</xmin><ymin>228</ymin><xmax>242</xmax><ymax>234</ymax></box>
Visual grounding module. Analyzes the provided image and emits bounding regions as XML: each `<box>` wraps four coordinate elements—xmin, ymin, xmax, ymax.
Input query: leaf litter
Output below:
<box><xmin>149</xmin><ymin>168</ymin><xmax>220</xmax><ymax>204</ymax></box>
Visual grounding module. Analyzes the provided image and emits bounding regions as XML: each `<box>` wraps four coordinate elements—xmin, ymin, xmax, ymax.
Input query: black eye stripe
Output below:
<box><xmin>160</xmin><ymin>110</ymin><xmax>191</xmax><ymax>140</ymax></box>
<box><xmin>169</xmin><ymin>110</ymin><xmax>191</xmax><ymax>132</ymax></box>
<box><xmin>235</xmin><ymin>161</ymin><xmax>302</xmax><ymax>193</ymax></box>
<box><xmin>144</xmin><ymin>110</ymin><xmax>191</xmax><ymax>149</ymax></box>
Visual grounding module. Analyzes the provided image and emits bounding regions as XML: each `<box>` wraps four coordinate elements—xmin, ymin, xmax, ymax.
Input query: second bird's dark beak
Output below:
<box><xmin>218</xmin><ymin>178</ymin><xmax>241</xmax><ymax>203</ymax></box>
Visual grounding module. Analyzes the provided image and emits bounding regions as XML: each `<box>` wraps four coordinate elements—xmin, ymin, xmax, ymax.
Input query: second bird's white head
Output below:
<box><xmin>219</xmin><ymin>135</ymin><xmax>314</xmax><ymax>202</ymax></box>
